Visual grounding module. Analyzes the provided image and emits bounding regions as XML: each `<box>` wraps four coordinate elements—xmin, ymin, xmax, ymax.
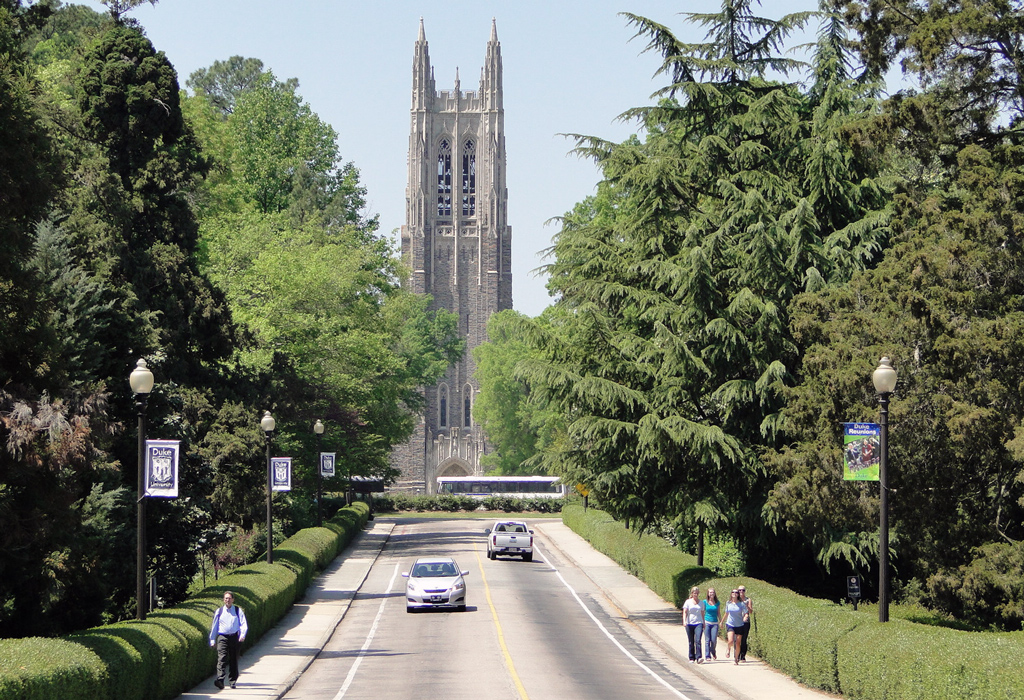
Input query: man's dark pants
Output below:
<box><xmin>216</xmin><ymin>632</ymin><xmax>240</xmax><ymax>684</ymax></box>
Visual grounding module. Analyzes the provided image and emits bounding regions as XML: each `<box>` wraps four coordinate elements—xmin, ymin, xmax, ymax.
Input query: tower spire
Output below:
<box><xmin>483</xmin><ymin>19</ymin><xmax>502</xmax><ymax>110</ymax></box>
<box><xmin>412</xmin><ymin>18</ymin><xmax>433</xmax><ymax>110</ymax></box>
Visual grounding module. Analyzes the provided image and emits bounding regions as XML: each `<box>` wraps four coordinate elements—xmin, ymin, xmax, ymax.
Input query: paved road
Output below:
<box><xmin>180</xmin><ymin>517</ymin><xmax>838</xmax><ymax>700</ymax></box>
<box><xmin>282</xmin><ymin>518</ymin><xmax>731</xmax><ymax>700</ymax></box>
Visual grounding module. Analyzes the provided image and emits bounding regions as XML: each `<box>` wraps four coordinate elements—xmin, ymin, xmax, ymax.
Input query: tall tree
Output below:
<box><xmin>58</xmin><ymin>20</ymin><xmax>237</xmax><ymax>615</ymax></box>
<box><xmin>472</xmin><ymin>309</ymin><xmax>565</xmax><ymax>475</ymax></box>
<box><xmin>837</xmin><ymin>0</ymin><xmax>1024</xmax><ymax>135</ymax></box>
<box><xmin>768</xmin><ymin>141</ymin><xmax>1024</xmax><ymax>620</ymax></box>
<box><xmin>0</xmin><ymin>2</ymin><xmax>59</xmax><ymax>386</ymax></box>
<box><xmin>229</xmin><ymin>72</ymin><xmax>343</xmax><ymax>214</ymax></box>
<box><xmin>187</xmin><ymin>56</ymin><xmax>294</xmax><ymax>117</ymax></box>
<box><xmin>517</xmin><ymin>1</ymin><xmax>890</xmax><ymax>556</ymax></box>
<box><xmin>200</xmin><ymin>211</ymin><xmax>462</xmax><ymax>488</ymax></box>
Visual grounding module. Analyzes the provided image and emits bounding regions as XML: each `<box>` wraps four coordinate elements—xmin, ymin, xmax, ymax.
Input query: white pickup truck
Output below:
<box><xmin>485</xmin><ymin>520</ymin><xmax>534</xmax><ymax>561</ymax></box>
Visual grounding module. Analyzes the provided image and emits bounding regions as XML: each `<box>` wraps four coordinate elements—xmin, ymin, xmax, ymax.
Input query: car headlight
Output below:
<box><xmin>407</xmin><ymin>581</ymin><xmax>419</xmax><ymax>593</ymax></box>
<box><xmin>452</xmin><ymin>579</ymin><xmax>465</xmax><ymax>592</ymax></box>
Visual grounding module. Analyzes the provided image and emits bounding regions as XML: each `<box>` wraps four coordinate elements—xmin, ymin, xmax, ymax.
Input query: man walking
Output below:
<box><xmin>209</xmin><ymin>591</ymin><xmax>248</xmax><ymax>689</ymax></box>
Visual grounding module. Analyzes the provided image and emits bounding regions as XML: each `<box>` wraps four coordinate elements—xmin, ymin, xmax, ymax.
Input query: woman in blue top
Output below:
<box><xmin>724</xmin><ymin>589</ymin><xmax>748</xmax><ymax>665</ymax></box>
<box><xmin>702</xmin><ymin>588</ymin><xmax>722</xmax><ymax>661</ymax></box>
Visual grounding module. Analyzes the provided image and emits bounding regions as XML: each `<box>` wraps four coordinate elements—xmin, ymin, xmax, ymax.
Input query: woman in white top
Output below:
<box><xmin>682</xmin><ymin>586</ymin><xmax>705</xmax><ymax>663</ymax></box>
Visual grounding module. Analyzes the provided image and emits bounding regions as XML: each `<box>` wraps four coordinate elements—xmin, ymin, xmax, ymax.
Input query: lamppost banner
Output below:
<box><xmin>843</xmin><ymin>423</ymin><xmax>880</xmax><ymax>481</ymax></box>
<box><xmin>271</xmin><ymin>457</ymin><xmax>292</xmax><ymax>491</ymax></box>
<box><xmin>320</xmin><ymin>452</ymin><xmax>336</xmax><ymax>478</ymax></box>
<box><xmin>145</xmin><ymin>440</ymin><xmax>180</xmax><ymax>497</ymax></box>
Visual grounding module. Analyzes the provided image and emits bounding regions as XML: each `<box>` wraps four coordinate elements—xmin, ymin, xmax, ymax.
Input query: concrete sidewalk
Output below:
<box><xmin>179</xmin><ymin>517</ymin><xmax>838</xmax><ymax>700</ymax></box>
<box><xmin>533</xmin><ymin>520</ymin><xmax>840</xmax><ymax>700</ymax></box>
<box><xmin>179</xmin><ymin>520</ymin><xmax>395</xmax><ymax>699</ymax></box>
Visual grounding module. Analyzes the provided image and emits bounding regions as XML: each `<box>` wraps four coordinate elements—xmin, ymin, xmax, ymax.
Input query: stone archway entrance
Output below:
<box><xmin>428</xmin><ymin>458</ymin><xmax>472</xmax><ymax>494</ymax></box>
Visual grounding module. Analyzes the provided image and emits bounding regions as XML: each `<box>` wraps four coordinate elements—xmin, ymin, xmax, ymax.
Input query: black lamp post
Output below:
<box><xmin>261</xmin><ymin>411</ymin><xmax>276</xmax><ymax>564</ymax></box>
<box><xmin>130</xmin><ymin>358</ymin><xmax>154</xmax><ymax>621</ymax></box>
<box><xmin>314</xmin><ymin>419</ymin><xmax>324</xmax><ymax>527</ymax></box>
<box><xmin>346</xmin><ymin>449</ymin><xmax>353</xmax><ymax>507</ymax></box>
<box><xmin>872</xmin><ymin>356</ymin><xmax>897</xmax><ymax>623</ymax></box>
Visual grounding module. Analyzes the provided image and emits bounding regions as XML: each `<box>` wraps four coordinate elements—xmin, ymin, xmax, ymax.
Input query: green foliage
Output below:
<box><xmin>767</xmin><ymin>141</ymin><xmax>1024</xmax><ymax>614</ymax></box>
<box><xmin>565</xmin><ymin>503</ymin><xmax>1024</xmax><ymax>700</ymax></box>
<box><xmin>562</xmin><ymin>505</ymin><xmax>713</xmax><ymax>607</ymax></box>
<box><xmin>837</xmin><ymin>624</ymin><xmax>1024</xmax><ymax>700</ymax></box>
<box><xmin>517</xmin><ymin>2</ymin><xmax>890</xmax><ymax>556</ymax></box>
<box><xmin>228</xmin><ymin>71</ymin><xmax>343</xmax><ymax>214</ymax></box>
<box><xmin>0</xmin><ymin>5</ymin><xmax>59</xmax><ymax>386</ymax></box>
<box><xmin>0</xmin><ymin>638</ymin><xmax>106</xmax><ymax>700</ymax></box>
<box><xmin>373</xmin><ymin>493</ymin><xmax>563</xmax><ymax>514</ymax></box>
<box><xmin>2</xmin><ymin>0</ymin><xmax>450</xmax><ymax>638</ymax></box>
<box><xmin>0</xmin><ymin>502</ymin><xmax>368</xmax><ymax>700</ymax></box>
<box><xmin>472</xmin><ymin>308</ymin><xmax>566</xmax><ymax>474</ymax></box>
<box><xmin>927</xmin><ymin>540</ymin><xmax>1024</xmax><ymax>631</ymax></box>
<box><xmin>198</xmin><ymin>209</ymin><xmax>461</xmax><ymax>478</ymax></box>
<box><xmin>186</xmin><ymin>55</ymin><xmax>280</xmax><ymax>117</ymax></box>
<box><xmin>839</xmin><ymin>0</ymin><xmax>1024</xmax><ymax>132</ymax></box>
<box><xmin>702</xmin><ymin>536</ymin><xmax>746</xmax><ymax>577</ymax></box>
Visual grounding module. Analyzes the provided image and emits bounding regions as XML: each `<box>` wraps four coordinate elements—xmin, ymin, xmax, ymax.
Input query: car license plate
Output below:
<box><xmin>508</xmin><ymin>547</ymin><xmax>519</xmax><ymax>552</ymax></box>
<box><xmin>430</xmin><ymin>595</ymin><xmax>443</xmax><ymax>603</ymax></box>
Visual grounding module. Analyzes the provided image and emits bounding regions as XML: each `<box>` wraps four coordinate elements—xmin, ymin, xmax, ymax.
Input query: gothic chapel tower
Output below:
<box><xmin>391</xmin><ymin>19</ymin><xmax>513</xmax><ymax>492</ymax></box>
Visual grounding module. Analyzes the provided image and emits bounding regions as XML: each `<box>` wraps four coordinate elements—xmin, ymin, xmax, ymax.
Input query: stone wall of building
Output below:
<box><xmin>390</xmin><ymin>20</ymin><xmax>511</xmax><ymax>494</ymax></box>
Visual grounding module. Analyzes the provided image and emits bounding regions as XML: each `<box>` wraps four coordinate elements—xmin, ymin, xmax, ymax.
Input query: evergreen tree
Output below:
<box><xmin>517</xmin><ymin>2</ymin><xmax>890</xmax><ymax>556</ymax></box>
<box><xmin>769</xmin><ymin>141</ymin><xmax>1024</xmax><ymax>620</ymax></box>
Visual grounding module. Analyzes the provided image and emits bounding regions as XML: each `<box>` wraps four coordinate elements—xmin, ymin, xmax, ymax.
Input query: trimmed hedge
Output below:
<box><xmin>562</xmin><ymin>504</ymin><xmax>712</xmax><ymax>607</ymax></box>
<box><xmin>837</xmin><ymin>622</ymin><xmax>1023</xmax><ymax>700</ymax></box>
<box><xmin>0</xmin><ymin>501</ymin><xmax>370</xmax><ymax>700</ymax></box>
<box><xmin>562</xmin><ymin>504</ymin><xmax>1024</xmax><ymax>700</ymax></box>
<box><xmin>374</xmin><ymin>492</ymin><xmax>564</xmax><ymax>514</ymax></box>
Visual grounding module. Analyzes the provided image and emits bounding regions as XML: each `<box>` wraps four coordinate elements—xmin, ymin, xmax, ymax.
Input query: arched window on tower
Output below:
<box><xmin>438</xmin><ymin>384</ymin><xmax>449</xmax><ymax>428</ymax></box>
<box><xmin>463</xmin><ymin>384</ymin><xmax>473</xmax><ymax>427</ymax></box>
<box><xmin>462</xmin><ymin>139</ymin><xmax>476</xmax><ymax>216</ymax></box>
<box><xmin>437</xmin><ymin>138</ymin><xmax>452</xmax><ymax>217</ymax></box>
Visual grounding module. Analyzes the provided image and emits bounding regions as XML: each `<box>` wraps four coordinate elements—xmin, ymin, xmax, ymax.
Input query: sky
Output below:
<box><xmin>79</xmin><ymin>0</ymin><xmax>823</xmax><ymax>317</ymax></box>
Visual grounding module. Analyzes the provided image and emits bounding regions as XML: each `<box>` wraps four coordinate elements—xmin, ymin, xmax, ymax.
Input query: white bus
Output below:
<box><xmin>436</xmin><ymin>475</ymin><xmax>565</xmax><ymax>499</ymax></box>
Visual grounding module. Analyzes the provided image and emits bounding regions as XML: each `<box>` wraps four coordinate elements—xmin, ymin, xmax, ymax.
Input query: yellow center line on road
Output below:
<box><xmin>475</xmin><ymin>547</ymin><xmax>530</xmax><ymax>700</ymax></box>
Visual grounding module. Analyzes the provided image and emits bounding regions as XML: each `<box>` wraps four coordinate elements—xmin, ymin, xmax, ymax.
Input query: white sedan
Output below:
<box><xmin>402</xmin><ymin>557</ymin><xmax>469</xmax><ymax>612</ymax></box>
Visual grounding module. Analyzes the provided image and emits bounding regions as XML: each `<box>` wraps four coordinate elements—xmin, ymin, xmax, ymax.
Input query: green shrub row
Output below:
<box><xmin>562</xmin><ymin>504</ymin><xmax>1024</xmax><ymax>700</ymax></box>
<box><xmin>0</xmin><ymin>502</ymin><xmax>370</xmax><ymax>700</ymax></box>
<box><xmin>374</xmin><ymin>492</ymin><xmax>563</xmax><ymax>514</ymax></box>
<box><xmin>561</xmin><ymin>504</ymin><xmax>712</xmax><ymax>607</ymax></box>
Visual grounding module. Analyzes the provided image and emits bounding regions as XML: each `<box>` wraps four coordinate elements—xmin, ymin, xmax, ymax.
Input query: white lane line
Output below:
<box><xmin>536</xmin><ymin>544</ymin><xmax>694</xmax><ymax>700</ymax></box>
<box><xmin>330</xmin><ymin>562</ymin><xmax>400</xmax><ymax>700</ymax></box>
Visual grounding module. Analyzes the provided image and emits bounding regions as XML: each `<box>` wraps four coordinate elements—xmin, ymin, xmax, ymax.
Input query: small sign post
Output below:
<box><xmin>847</xmin><ymin>575</ymin><xmax>862</xmax><ymax>611</ymax></box>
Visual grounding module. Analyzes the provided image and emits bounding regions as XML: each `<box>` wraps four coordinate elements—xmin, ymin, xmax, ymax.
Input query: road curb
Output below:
<box><xmin>271</xmin><ymin>521</ymin><xmax>395</xmax><ymax>700</ymax></box>
<box><xmin>533</xmin><ymin>521</ymin><xmax>763</xmax><ymax>700</ymax></box>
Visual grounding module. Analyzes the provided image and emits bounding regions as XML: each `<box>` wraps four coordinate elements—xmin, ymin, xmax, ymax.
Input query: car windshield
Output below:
<box><xmin>412</xmin><ymin>562</ymin><xmax>458</xmax><ymax>577</ymax></box>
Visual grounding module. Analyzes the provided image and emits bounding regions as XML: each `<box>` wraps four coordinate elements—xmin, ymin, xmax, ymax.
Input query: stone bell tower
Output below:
<box><xmin>390</xmin><ymin>19</ymin><xmax>513</xmax><ymax>492</ymax></box>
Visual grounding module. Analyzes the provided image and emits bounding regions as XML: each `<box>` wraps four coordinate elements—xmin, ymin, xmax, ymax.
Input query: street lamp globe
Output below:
<box><xmin>261</xmin><ymin>411</ymin><xmax>276</xmax><ymax>433</ymax></box>
<box><xmin>130</xmin><ymin>359</ymin><xmax>154</xmax><ymax>394</ymax></box>
<box><xmin>872</xmin><ymin>356</ymin><xmax>897</xmax><ymax>395</ymax></box>
<box><xmin>314</xmin><ymin>419</ymin><xmax>324</xmax><ymax>435</ymax></box>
